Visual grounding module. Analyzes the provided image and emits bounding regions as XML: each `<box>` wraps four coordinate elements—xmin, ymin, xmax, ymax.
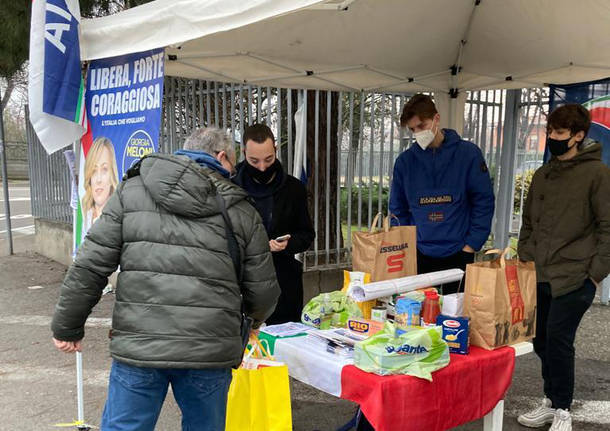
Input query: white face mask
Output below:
<box><xmin>414</xmin><ymin>120</ymin><xmax>438</xmax><ymax>150</ymax></box>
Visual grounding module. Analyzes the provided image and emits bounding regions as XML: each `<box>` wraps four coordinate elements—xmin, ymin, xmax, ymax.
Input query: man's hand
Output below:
<box><xmin>53</xmin><ymin>338</ymin><xmax>82</xmax><ymax>353</ymax></box>
<box><xmin>269</xmin><ymin>239</ymin><xmax>288</xmax><ymax>252</ymax></box>
<box><xmin>590</xmin><ymin>277</ymin><xmax>601</xmax><ymax>289</ymax></box>
<box><xmin>462</xmin><ymin>245</ymin><xmax>475</xmax><ymax>253</ymax></box>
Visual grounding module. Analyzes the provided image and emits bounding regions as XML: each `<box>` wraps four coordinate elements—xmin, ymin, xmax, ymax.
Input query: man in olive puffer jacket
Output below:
<box><xmin>51</xmin><ymin>127</ymin><xmax>280</xmax><ymax>431</ymax></box>
<box><xmin>517</xmin><ymin>105</ymin><xmax>610</xmax><ymax>431</ymax></box>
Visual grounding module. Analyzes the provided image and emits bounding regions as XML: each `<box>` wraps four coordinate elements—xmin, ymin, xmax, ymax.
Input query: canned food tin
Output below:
<box><xmin>371</xmin><ymin>306</ymin><xmax>387</xmax><ymax>322</ymax></box>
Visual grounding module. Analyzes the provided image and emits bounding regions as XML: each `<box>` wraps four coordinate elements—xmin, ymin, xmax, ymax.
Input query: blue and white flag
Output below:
<box><xmin>29</xmin><ymin>0</ymin><xmax>86</xmax><ymax>154</ymax></box>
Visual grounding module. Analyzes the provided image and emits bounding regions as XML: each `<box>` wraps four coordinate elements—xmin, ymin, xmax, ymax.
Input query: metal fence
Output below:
<box><xmin>27</xmin><ymin>77</ymin><xmax>549</xmax><ymax>270</ymax></box>
<box><xmin>26</xmin><ymin>109</ymin><xmax>73</xmax><ymax>224</ymax></box>
<box><xmin>160</xmin><ymin>79</ymin><xmax>543</xmax><ymax>269</ymax></box>
<box><xmin>513</xmin><ymin>88</ymin><xmax>549</xmax><ymax>235</ymax></box>
<box><xmin>0</xmin><ymin>141</ymin><xmax>29</xmax><ymax>180</ymax></box>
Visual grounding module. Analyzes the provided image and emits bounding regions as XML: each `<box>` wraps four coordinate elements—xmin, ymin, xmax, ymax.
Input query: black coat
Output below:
<box><xmin>234</xmin><ymin>162</ymin><xmax>315</xmax><ymax>324</ymax></box>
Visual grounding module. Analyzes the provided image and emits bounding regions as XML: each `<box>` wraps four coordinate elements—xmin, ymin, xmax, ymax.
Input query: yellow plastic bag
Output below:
<box><xmin>225</xmin><ymin>338</ymin><xmax>292</xmax><ymax>431</ymax></box>
<box><xmin>342</xmin><ymin>270</ymin><xmax>376</xmax><ymax>319</ymax></box>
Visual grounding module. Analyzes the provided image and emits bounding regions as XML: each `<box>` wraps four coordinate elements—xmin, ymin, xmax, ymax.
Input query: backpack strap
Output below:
<box><xmin>122</xmin><ymin>158</ymin><xmax>144</xmax><ymax>181</ymax></box>
<box><xmin>214</xmin><ymin>190</ymin><xmax>252</xmax><ymax>360</ymax></box>
<box><xmin>214</xmin><ymin>191</ymin><xmax>242</xmax><ymax>282</ymax></box>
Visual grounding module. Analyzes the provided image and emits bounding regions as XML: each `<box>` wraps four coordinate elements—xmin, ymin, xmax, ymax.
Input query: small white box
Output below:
<box><xmin>441</xmin><ymin>292</ymin><xmax>464</xmax><ymax>317</ymax></box>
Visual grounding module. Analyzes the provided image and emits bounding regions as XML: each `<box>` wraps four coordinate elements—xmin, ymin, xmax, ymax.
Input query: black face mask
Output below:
<box><xmin>245</xmin><ymin>159</ymin><xmax>281</xmax><ymax>184</ymax></box>
<box><xmin>547</xmin><ymin>136</ymin><xmax>577</xmax><ymax>157</ymax></box>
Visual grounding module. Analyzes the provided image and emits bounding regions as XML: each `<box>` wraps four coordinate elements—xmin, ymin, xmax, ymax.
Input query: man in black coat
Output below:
<box><xmin>233</xmin><ymin>124</ymin><xmax>315</xmax><ymax>324</ymax></box>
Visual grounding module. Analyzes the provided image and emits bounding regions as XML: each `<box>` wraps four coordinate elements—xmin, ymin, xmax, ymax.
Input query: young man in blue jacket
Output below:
<box><xmin>389</xmin><ymin>94</ymin><xmax>495</xmax><ymax>294</ymax></box>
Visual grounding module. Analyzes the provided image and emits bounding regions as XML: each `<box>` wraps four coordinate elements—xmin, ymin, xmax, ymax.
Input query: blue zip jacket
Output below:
<box><xmin>389</xmin><ymin>129</ymin><xmax>494</xmax><ymax>258</ymax></box>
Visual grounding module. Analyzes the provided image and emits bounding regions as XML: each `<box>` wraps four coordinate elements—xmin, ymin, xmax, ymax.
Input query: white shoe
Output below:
<box><xmin>517</xmin><ymin>397</ymin><xmax>555</xmax><ymax>428</ymax></box>
<box><xmin>549</xmin><ymin>409</ymin><xmax>572</xmax><ymax>431</ymax></box>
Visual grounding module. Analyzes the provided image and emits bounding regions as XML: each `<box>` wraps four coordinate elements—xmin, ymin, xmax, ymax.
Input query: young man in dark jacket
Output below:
<box><xmin>233</xmin><ymin>124</ymin><xmax>315</xmax><ymax>324</ymax></box>
<box><xmin>389</xmin><ymin>94</ymin><xmax>495</xmax><ymax>294</ymax></box>
<box><xmin>517</xmin><ymin>104</ymin><xmax>610</xmax><ymax>431</ymax></box>
<box><xmin>51</xmin><ymin>127</ymin><xmax>280</xmax><ymax>431</ymax></box>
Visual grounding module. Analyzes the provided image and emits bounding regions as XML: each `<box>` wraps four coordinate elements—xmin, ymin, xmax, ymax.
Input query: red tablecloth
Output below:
<box><xmin>340</xmin><ymin>346</ymin><xmax>515</xmax><ymax>431</ymax></box>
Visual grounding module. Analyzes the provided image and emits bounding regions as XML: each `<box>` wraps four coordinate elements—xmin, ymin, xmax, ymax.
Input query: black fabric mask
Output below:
<box><xmin>547</xmin><ymin>136</ymin><xmax>576</xmax><ymax>157</ymax></box>
<box><xmin>245</xmin><ymin>159</ymin><xmax>281</xmax><ymax>184</ymax></box>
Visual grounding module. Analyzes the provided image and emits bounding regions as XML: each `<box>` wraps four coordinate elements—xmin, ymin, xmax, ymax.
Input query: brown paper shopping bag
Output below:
<box><xmin>352</xmin><ymin>213</ymin><xmax>417</xmax><ymax>282</ymax></box>
<box><xmin>463</xmin><ymin>248</ymin><xmax>537</xmax><ymax>350</ymax></box>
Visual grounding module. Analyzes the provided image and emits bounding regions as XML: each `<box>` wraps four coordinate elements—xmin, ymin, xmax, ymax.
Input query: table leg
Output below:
<box><xmin>601</xmin><ymin>276</ymin><xmax>609</xmax><ymax>305</ymax></box>
<box><xmin>335</xmin><ymin>408</ymin><xmax>358</xmax><ymax>431</ymax></box>
<box><xmin>483</xmin><ymin>399</ymin><xmax>504</xmax><ymax>431</ymax></box>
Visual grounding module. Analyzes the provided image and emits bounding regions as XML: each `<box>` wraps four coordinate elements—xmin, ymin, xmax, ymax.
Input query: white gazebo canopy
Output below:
<box><xmin>80</xmin><ymin>0</ymin><xmax>610</xmax><ymax>129</ymax></box>
<box><xmin>81</xmin><ymin>0</ymin><xmax>610</xmax><ymax>89</ymax></box>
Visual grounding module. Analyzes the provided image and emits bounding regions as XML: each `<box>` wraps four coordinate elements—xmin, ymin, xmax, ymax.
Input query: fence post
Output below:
<box><xmin>494</xmin><ymin>89</ymin><xmax>520</xmax><ymax>249</ymax></box>
<box><xmin>0</xmin><ymin>107</ymin><xmax>13</xmax><ymax>255</ymax></box>
<box><xmin>602</xmin><ymin>277</ymin><xmax>609</xmax><ymax>306</ymax></box>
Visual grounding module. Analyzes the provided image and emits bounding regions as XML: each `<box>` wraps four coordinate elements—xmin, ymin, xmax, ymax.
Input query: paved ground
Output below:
<box><xmin>0</xmin><ymin>251</ymin><xmax>609</xmax><ymax>431</ymax></box>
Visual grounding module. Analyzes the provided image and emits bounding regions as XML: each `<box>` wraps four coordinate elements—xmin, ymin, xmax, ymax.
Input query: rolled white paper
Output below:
<box><xmin>349</xmin><ymin>269</ymin><xmax>465</xmax><ymax>302</ymax></box>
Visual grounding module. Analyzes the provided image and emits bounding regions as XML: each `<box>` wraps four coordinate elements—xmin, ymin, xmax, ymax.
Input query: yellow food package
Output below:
<box><xmin>342</xmin><ymin>270</ymin><xmax>376</xmax><ymax>319</ymax></box>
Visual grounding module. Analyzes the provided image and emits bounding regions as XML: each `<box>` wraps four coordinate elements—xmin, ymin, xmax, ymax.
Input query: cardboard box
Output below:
<box><xmin>437</xmin><ymin>315</ymin><xmax>469</xmax><ymax>355</ymax></box>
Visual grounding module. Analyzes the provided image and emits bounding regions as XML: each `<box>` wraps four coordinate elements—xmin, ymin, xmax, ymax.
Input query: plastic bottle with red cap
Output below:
<box><xmin>421</xmin><ymin>290</ymin><xmax>441</xmax><ymax>325</ymax></box>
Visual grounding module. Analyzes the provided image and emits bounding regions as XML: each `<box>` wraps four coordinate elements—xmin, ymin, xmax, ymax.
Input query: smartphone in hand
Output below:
<box><xmin>275</xmin><ymin>234</ymin><xmax>291</xmax><ymax>242</ymax></box>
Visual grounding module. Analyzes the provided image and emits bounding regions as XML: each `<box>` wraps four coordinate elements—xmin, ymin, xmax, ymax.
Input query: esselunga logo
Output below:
<box><xmin>443</xmin><ymin>320</ymin><xmax>461</xmax><ymax>328</ymax></box>
<box><xmin>379</xmin><ymin>242</ymin><xmax>409</xmax><ymax>254</ymax></box>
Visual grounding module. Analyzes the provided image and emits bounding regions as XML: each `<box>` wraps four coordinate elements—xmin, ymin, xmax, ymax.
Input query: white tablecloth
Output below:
<box><xmin>274</xmin><ymin>336</ymin><xmax>353</xmax><ymax>397</ymax></box>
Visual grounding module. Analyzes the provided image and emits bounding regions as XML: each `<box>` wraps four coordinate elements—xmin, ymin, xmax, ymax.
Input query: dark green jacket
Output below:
<box><xmin>518</xmin><ymin>141</ymin><xmax>610</xmax><ymax>297</ymax></box>
<box><xmin>51</xmin><ymin>154</ymin><xmax>280</xmax><ymax>368</ymax></box>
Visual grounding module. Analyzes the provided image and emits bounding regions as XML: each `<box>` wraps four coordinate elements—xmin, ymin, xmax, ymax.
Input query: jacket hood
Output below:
<box><xmin>440</xmin><ymin>128</ymin><xmax>462</xmax><ymax>148</ymax></box>
<box><xmin>573</xmin><ymin>139</ymin><xmax>602</xmax><ymax>162</ymax></box>
<box><xmin>138</xmin><ymin>153</ymin><xmax>247</xmax><ymax>217</ymax></box>
<box><xmin>411</xmin><ymin>128</ymin><xmax>461</xmax><ymax>154</ymax></box>
<box><xmin>174</xmin><ymin>149</ymin><xmax>230</xmax><ymax>178</ymax></box>
<box><xmin>549</xmin><ymin>139</ymin><xmax>602</xmax><ymax>168</ymax></box>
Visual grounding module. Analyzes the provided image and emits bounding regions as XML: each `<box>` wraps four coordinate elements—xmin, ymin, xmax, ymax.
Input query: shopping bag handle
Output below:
<box><xmin>455</xmin><ymin>275</ymin><xmax>465</xmax><ymax>294</ymax></box>
<box><xmin>370</xmin><ymin>213</ymin><xmax>399</xmax><ymax>232</ymax></box>
<box><xmin>484</xmin><ymin>247</ymin><xmax>512</xmax><ymax>268</ymax></box>
<box><xmin>243</xmin><ymin>340</ymin><xmax>260</xmax><ymax>362</ymax></box>
<box><xmin>257</xmin><ymin>338</ymin><xmax>273</xmax><ymax>360</ymax></box>
<box><xmin>370</xmin><ymin>212</ymin><xmax>383</xmax><ymax>232</ymax></box>
<box><xmin>244</xmin><ymin>335</ymin><xmax>275</xmax><ymax>361</ymax></box>
<box><xmin>383</xmin><ymin>214</ymin><xmax>400</xmax><ymax>232</ymax></box>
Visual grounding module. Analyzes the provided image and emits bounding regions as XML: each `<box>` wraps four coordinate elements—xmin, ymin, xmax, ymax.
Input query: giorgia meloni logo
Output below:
<box><xmin>122</xmin><ymin>129</ymin><xmax>155</xmax><ymax>172</ymax></box>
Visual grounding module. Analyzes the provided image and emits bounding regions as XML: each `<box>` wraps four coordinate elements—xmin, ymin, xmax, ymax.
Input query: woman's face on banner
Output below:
<box><xmin>91</xmin><ymin>146</ymin><xmax>114</xmax><ymax>209</ymax></box>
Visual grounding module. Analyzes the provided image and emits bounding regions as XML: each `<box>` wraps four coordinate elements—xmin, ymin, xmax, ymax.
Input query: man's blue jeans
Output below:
<box><xmin>101</xmin><ymin>360</ymin><xmax>232</xmax><ymax>431</ymax></box>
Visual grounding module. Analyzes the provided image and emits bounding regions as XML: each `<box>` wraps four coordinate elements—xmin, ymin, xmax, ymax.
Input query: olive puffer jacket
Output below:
<box><xmin>518</xmin><ymin>141</ymin><xmax>610</xmax><ymax>297</ymax></box>
<box><xmin>51</xmin><ymin>154</ymin><xmax>280</xmax><ymax>368</ymax></box>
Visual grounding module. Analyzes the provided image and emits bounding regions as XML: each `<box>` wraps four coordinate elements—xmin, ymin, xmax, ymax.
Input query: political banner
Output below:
<box><xmin>74</xmin><ymin>48</ymin><xmax>164</xmax><ymax>250</ymax></box>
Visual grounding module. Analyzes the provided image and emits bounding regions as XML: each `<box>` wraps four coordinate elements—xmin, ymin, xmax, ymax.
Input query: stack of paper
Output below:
<box><xmin>261</xmin><ymin>322</ymin><xmax>314</xmax><ymax>337</ymax></box>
